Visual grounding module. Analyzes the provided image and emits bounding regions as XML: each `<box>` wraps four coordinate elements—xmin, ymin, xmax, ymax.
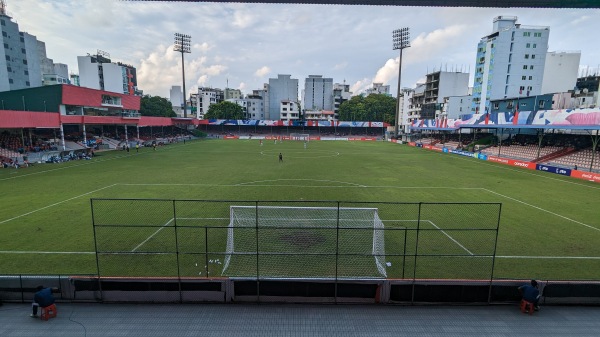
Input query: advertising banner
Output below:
<box><xmin>408</xmin><ymin>142</ymin><xmax>416</xmax><ymax>147</ymax></box>
<box><xmin>536</xmin><ymin>164</ymin><xmax>571</xmax><ymax>176</ymax></box>
<box><xmin>570</xmin><ymin>170</ymin><xmax>600</xmax><ymax>183</ymax></box>
<box><xmin>450</xmin><ymin>149</ymin><xmax>477</xmax><ymax>158</ymax></box>
<box><xmin>488</xmin><ymin>156</ymin><xmax>536</xmax><ymax>170</ymax></box>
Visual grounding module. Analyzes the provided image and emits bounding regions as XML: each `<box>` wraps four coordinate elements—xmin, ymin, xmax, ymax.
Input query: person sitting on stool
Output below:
<box><xmin>30</xmin><ymin>286</ymin><xmax>55</xmax><ymax>318</ymax></box>
<box><xmin>518</xmin><ymin>279</ymin><xmax>540</xmax><ymax>311</ymax></box>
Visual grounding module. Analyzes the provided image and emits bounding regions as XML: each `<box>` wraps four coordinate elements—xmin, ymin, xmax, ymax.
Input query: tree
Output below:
<box><xmin>204</xmin><ymin>101</ymin><xmax>245</xmax><ymax>120</ymax></box>
<box><xmin>140</xmin><ymin>95</ymin><xmax>176</xmax><ymax>117</ymax></box>
<box><xmin>338</xmin><ymin>94</ymin><xmax>396</xmax><ymax>124</ymax></box>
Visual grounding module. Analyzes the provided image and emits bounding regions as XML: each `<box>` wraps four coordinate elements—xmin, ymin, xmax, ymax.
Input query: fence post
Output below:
<box><xmin>255</xmin><ymin>201</ymin><xmax>260</xmax><ymax>302</ymax></box>
<box><xmin>335</xmin><ymin>201</ymin><xmax>340</xmax><ymax>304</ymax></box>
<box><xmin>173</xmin><ymin>200</ymin><xmax>183</xmax><ymax>303</ymax></box>
<box><xmin>488</xmin><ymin>203</ymin><xmax>502</xmax><ymax>304</ymax></box>
<box><xmin>90</xmin><ymin>198</ymin><xmax>103</xmax><ymax>302</ymax></box>
<box><xmin>412</xmin><ymin>202</ymin><xmax>422</xmax><ymax>304</ymax></box>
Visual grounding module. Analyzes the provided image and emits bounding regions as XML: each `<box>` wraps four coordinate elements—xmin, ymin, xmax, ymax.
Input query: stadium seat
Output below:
<box><xmin>520</xmin><ymin>299</ymin><xmax>534</xmax><ymax>315</ymax></box>
<box><xmin>40</xmin><ymin>304</ymin><xmax>57</xmax><ymax>321</ymax></box>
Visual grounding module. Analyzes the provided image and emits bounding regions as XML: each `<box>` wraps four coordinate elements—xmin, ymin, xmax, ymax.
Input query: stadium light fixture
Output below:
<box><xmin>174</xmin><ymin>33</ymin><xmax>192</xmax><ymax>118</ymax></box>
<box><xmin>392</xmin><ymin>27</ymin><xmax>410</xmax><ymax>138</ymax></box>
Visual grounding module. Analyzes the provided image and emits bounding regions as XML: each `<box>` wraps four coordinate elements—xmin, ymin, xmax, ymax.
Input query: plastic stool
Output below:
<box><xmin>40</xmin><ymin>304</ymin><xmax>57</xmax><ymax>321</ymax></box>
<box><xmin>520</xmin><ymin>299</ymin><xmax>534</xmax><ymax>315</ymax></box>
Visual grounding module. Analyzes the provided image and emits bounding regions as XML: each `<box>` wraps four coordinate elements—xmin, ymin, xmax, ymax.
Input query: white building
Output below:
<box><xmin>268</xmin><ymin>74</ymin><xmax>298</xmax><ymax>120</ymax></box>
<box><xmin>303</xmin><ymin>75</ymin><xmax>334</xmax><ymax>112</ymax></box>
<box><xmin>472</xmin><ymin>16</ymin><xmax>550</xmax><ymax>114</ymax></box>
<box><xmin>304</xmin><ymin>109</ymin><xmax>335</xmax><ymax>121</ymax></box>
<box><xmin>333</xmin><ymin>83</ymin><xmax>352</xmax><ymax>119</ymax></box>
<box><xmin>195</xmin><ymin>87</ymin><xmax>219</xmax><ymax>119</ymax></box>
<box><xmin>541</xmin><ymin>51</ymin><xmax>581</xmax><ymax>94</ymax></box>
<box><xmin>280</xmin><ymin>100</ymin><xmax>300</xmax><ymax>121</ymax></box>
<box><xmin>77</xmin><ymin>54</ymin><xmax>137</xmax><ymax>95</ymax></box>
<box><xmin>246</xmin><ymin>95</ymin><xmax>265</xmax><ymax>120</ymax></box>
<box><xmin>443</xmin><ymin>95</ymin><xmax>473</xmax><ymax>119</ymax></box>
<box><xmin>365</xmin><ymin>83</ymin><xmax>390</xmax><ymax>96</ymax></box>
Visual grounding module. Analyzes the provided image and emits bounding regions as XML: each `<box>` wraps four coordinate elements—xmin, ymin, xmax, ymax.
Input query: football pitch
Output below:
<box><xmin>1</xmin><ymin>139</ymin><xmax>599</xmax><ymax>280</ymax></box>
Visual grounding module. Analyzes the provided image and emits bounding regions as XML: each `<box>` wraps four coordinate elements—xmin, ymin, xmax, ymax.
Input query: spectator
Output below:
<box><xmin>518</xmin><ymin>280</ymin><xmax>540</xmax><ymax>311</ymax></box>
<box><xmin>30</xmin><ymin>286</ymin><xmax>55</xmax><ymax>318</ymax></box>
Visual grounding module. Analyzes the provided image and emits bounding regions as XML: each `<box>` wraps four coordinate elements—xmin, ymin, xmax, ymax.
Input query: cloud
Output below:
<box><xmin>571</xmin><ymin>15</ymin><xmax>590</xmax><ymax>25</ymax></box>
<box><xmin>350</xmin><ymin>78</ymin><xmax>372</xmax><ymax>95</ymax></box>
<box><xmin>255</xmin><ymin>66</ymin><xmax>270</xmax><ymax>77</ymax></box>
<box><xmin>238</xmin><ymin>82</ymin><xmax>246</xmax><ymax>91</ymax></box>
<box><xmin>333</xmin><ymin>62</ymin><xmax>348</xmax><ymax>70</ymax></box>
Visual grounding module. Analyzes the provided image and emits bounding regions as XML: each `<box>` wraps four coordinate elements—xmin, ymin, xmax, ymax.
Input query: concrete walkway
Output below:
<box><xmin>1</xmin><ymin>303</ymin><xmax>600</xmax><ymax>337</ymax></box>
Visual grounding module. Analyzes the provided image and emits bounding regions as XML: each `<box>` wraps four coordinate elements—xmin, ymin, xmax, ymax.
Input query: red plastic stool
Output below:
<box><xmin>520</xmin><ymin>299</ymin><xmax>534</xmax><ymax>315</ymax></box>
<box><xmin>40</xmin><ymin>304</ymin><xmax>57</xmax><ymax>321</ymax></box>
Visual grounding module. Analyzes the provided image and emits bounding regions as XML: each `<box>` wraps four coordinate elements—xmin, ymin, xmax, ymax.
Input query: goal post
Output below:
<box><xmin>289</xmin><ymin>133</ymin><xmax>310</xmax><ymax>141</ymax></box>
<box><xmin>222</xmin><ymin>205</ymin><xmax>387</xmax><ymax>279</ymax></box>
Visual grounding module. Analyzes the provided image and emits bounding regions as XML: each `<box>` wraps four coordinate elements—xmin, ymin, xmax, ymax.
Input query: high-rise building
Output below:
<box><xmin>77</xmin><ymin>52</ymin><xmax>138</xmax><ymax>95</ymax></box>
<box><xmin>421</xmin><ymin>71</ymin><xmax>469</xmax><ymax>118</ymax></box>
<box><xmin>195</xmin><ymin>87</ymin><xmax>221</xmax><ymax>119</ymax></box>
<box><xmin>541</xmin><ymin>51</ymin><xmax>581</xmax><ymax>94</ymax></box>
<box><xmin>333</xmin><ymin>83</ymin><xmax>352</xmax><ymax>119</ymax></box>
<box><xmin>224</xmin><ymin>88</ymin><xmax>242</xmax><ymax>100</ymax></box>
<box><xmin>472</xmin><ymin>16</ymin><xmax>549</xmax><ymax>114</ymax></box>
<box><xmin>365</xmin><ymin>83</ymin><xmax>390</xmax><ymax>96</ymax></box>
<box><xmin>303</xmin><ymin>75</ymin><xmax>333</xmax><ymax>112</ymax></box>
<box><xmin>268</xmin><ymin>74</ymin><xmax>298</xmax><ymax>120</ymax></box>
<box><xmin>170</xmin><ymin>85</ymin><xmax>183</xmax><ymax>117</ymax></box>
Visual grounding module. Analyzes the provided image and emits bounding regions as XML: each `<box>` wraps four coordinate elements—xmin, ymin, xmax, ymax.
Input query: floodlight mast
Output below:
<box><xmin>392</xmin><ymin>27</ymin><xmax>410</xmax><ymax>138</ymax></box>
<box><xmin>174</xmin><ymin>33</ymin><xmax>191</xmax><ymax>118</ymax></box>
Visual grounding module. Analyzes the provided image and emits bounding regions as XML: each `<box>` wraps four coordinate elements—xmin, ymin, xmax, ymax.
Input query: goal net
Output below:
<box><xmin>222</xmin><ymin>206</ymin><xmax>386</xmax><ymax>279</ymax></box>
<box><xmin>289</xmin><ymin>133</ymin><xmax>310</xmax><ymax>141</ymax></box>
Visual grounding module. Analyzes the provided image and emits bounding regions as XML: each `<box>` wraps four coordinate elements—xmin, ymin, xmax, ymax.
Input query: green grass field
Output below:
<box><xmin>1</xmin><ymin>139</ymin><xmax>599</xmax><ymax>280</ymax></box>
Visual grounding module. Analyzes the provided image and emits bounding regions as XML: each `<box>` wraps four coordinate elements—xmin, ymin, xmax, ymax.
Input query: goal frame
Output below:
<box><xmin>289</xmin><ymin>133</ymin><xmax>310</xmax><ymax>141</ymax></box>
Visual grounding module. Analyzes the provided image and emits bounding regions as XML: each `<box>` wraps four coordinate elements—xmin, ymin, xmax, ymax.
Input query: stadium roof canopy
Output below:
<box><xmin>458</xmin><ymin>124</ymin><xmax>600</xmax><ymax>130</ymax></box>
<box><xmin>122</xmin><ymin>0</ymin><xmax>600</xmax><ymax>8</ymax></box>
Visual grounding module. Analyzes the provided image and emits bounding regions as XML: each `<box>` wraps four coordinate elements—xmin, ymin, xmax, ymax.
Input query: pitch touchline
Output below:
<box><xmin>119</xmin><ymin>183</ymin><xmax>482</xmax><ymax>190</ymax></box>
<box><xmin>131</xmin><ymin>218</ymin><xmax>174</xmax><ymax>252</ymax></box>
<box><xmin>0</xmin><ymin>251</ymin><xmax>95</xmax><ymax>254</ymax></box>
<box><xmin>0</xmin><ymin>184</ymin><xmax>117</xmax><ymax>225</ymax></box>
<box><xmin>483</xmin><ymin>188</ymin><xmax>600</xmax><ymax>233</ymax></box>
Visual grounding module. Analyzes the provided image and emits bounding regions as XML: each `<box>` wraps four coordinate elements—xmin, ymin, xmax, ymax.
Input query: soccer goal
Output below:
<box><xmin>290</xmin><ymin>133</ymin><xmax>310</xmax><ymax>141</ymax></box>
<box><xmin>222</xmin><ymin>206</ymin><xmax>387</xmax><ymax>279</ymax></box>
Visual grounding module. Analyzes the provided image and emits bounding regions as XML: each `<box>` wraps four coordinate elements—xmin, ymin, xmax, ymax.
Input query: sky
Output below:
<box><xmin>6</xmin><ymin>0</ymin><xmax>600</xmax><ymax>99</ymax></box>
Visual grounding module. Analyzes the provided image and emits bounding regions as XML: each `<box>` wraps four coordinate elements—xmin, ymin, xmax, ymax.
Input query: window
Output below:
<box><xmin>534</xmin><ymin>32</ymin><xmax>542</xmax><ymax>37</ymax></box>
<box><xmin>507</xmin><ymin>101</ymin><xmax>514</xmax><ymax>109</ymax></box>
<box><xmin>493</xmin><ymin>102</ymin><xmax>499</xmax><ymax>109</ymax></box>
<box><xmin>529</xmin><ymin>76</ymin><xmax>533</xmax><ymax>80</ymax></box>
<box><xmin>539</xmin><ymin>100</ymin><xmax>545</xmax><ymax>108</ymax></box>
<box><xmin>532</xmin><ymin>54</ymin><xmax>536</xmax><ymax>59</ymax></box>
<box><xmin>7</xmin><ymin>67</ymin><xmax>11</xmax><ymax>72</ymax></box>
<box><xmin>22</xmin><ymin>59</ymin><xmax>27</xmax><ymax>65</ymax></box>
<box><xmin>520</xmin><ymin>86</ymin><xmax>525</xmax><ymax>91</ymax></box>
<box><xmin>2</xmin><ymin>31</ymin><xmax>6</xmax><ymax>37</ymax></box>
<box><xmin>24</xmin><ymin>70</ymin><xmax>28</xmax><ymax>75</ymax></box>
<box><xmin>530</xmin><ymin>65</ymin><xmax>534</xmax><ymax>70</ymax></box>
<box><xmin>533</xmin><ymin>43</ymin><xmax>537</xmax><ymax>48</ymax></box>
<box><xmin>25</xmin><ymin>81</ymin><xmax>30</xmax><ymax>86</ymax></box>
<box><xmin>507</xmin><ymin>64</ymin><xmax>511</xmax><ymax>73</ymax></box>
<box><xmin>3</xmin><ymin>43</ymin><xmax>7</xmax><ymax>48</ymax></box>
<box><xmin>509</xmin><ymin>54</ymin><xmax>512</xmax><ymax>62</ymax></box>
<box><xmin>5</xmin><ymin>55</ymin><xmax>9</xmax><ymax>61</ymax></box>
<box><xmin>522</xmin><ymin>76</ymin><xmax>526</xmax><ymax>80</ymax></box>
<box><xmin>8</xmin><ymin>78</ymin><xmax>13</xmax><ymax>84</ymax></box>
<box><xmin>0</xmin><ymin>19</ymin><xmax>5</xmax><ymax>26</ymax></box>
<box><xmin>19</xmin><ymin>37</ymin><xmax>24</xmax><ymax>42</ymax></box>
<box><xmin>523</xmin><ymin>65</ymin><xmax>528</xmax><ymax>70</ymax></box>
<box><xmin>21</xmin><ymin>48</ymin><xmax>26</xmax><ymax>54</ymax></box>
<box><xmin>526</xmin><ymin>43</ymin><xmax>531</xmax><ymax>48</ymax></box>
<box><xmin>525</xmin><ymin>54</ymin><xmax>529</xmax><ymax>59</ymax></box>
<box><xmin>510</xmin><ymin>43</ymin><xmax>513</xmax><ymax>52</ymax></box>
<box><xmin>523</xmin><ymin>32</ymin><xmax>531</xmax><ymax>37</ymax></box>
<box><xmin>459</xmin><ymin>107</ymin><xmax>463</xmax><ymax>111</ymax></box>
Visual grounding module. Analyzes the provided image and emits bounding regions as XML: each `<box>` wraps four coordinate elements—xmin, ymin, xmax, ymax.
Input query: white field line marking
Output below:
<box><xmin>0</xmin><ymin>251</ymin><xmax>95</xmax><ymax>254</ymax></box>
<box><xmin>483</xmin><ymin>188</ymin><xmax>600</xmax><ymax>233</ymax></box>
<box><xmin>438</xmin><ymin>151</ymin><xmax>600</xmax><ymax>190</ymax></box>
<box><xmin>131</xmin><ymin>218</ymin><xmax>174</xmax><ymax>252</ymax></box>
<box><xmin>0</xmin><ymin>250</ymin><xmax>597</xmax><ymax>260</ymax></box>
<box><xmin>0</xmin><ymin>184</ymin><xmax>117</xmax><ymax>225</ymax></box>
<box><xmin>119</xmin><ymin>182</ymin><xmax>483</xmax><ymax>190</ymax></box>
<box><xmin>235</xmin><ymin>179</ymin><xmax>365</xmax><ymax>187</ymax></box>
<box><xmin>425</xmin><ymin>220</ymin><xmax>474</xmax><ymax>256</ymax></box>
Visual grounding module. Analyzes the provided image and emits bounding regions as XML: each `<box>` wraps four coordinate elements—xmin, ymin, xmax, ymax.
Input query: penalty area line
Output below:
<box><xmin>425</xmin><ymin>220</ymin><xmax>474</xmax><ymax>256</ymax></box>
<box><xmin>131</xmin><ymin>218</ymin><xmax>174</xmax><ymax>252</ymax></box>
<box><xmin>0</xmin><ymin>184</ymin><xmax>118</xmax><ymax>225</ymax></box>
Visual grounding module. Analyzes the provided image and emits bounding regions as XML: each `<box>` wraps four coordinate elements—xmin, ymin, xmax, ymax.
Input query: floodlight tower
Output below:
<box><xmin>393</xmin><ymin>27</ymin><xmax>410</xmax><ymax>137</ymax></box>
<box><xmin>174</xmin><ymin>33</ymin><xmax>191</xmax><ymax>118</ymax></box>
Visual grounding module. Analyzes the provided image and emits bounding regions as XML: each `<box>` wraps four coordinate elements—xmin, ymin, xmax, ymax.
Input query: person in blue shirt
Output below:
<box><xmin>518</xmin><ymin>280</ymin><xmax>540</xmax><ymax>311</ymax></box>
<box><xmin>30</xmin><ymin>286</ymin><xmax>55</xmax><ymax>318</ymax></box>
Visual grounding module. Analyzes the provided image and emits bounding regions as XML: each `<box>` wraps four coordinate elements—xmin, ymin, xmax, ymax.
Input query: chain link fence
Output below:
<box><xmin>91</xmin><ymin>199</ymin><xmax>501</xmax><ymax>280</ymax></box>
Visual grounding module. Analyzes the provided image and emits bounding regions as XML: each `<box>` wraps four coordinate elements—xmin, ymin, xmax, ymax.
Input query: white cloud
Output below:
<box><xmin>255</xmin><ymin>66</ymin><xmax>271</xmax><ymax>77</ymax></box>
<box><xmin>333</xmin><ymin>62</ymin><xmax>348</xmax><ymax>70</ymax></box>
<box><xmin>238</xmin><ymin>82</ymin><xmax>246</xmax><ymax>91</ymax></box>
